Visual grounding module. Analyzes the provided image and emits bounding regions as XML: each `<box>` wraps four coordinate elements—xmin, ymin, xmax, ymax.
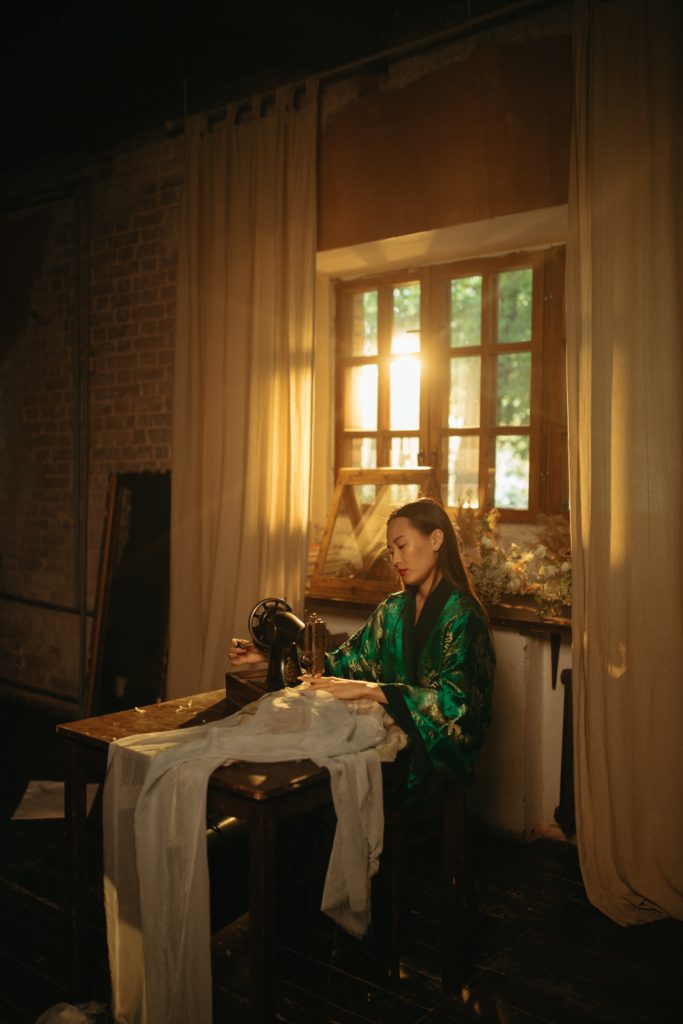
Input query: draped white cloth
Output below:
<box><xmin>566</xmin><ymin>0</ymin><xmax>683</xmax><ymax>925</ymax></box>
<box><xmin>168</xmin><ymin>84</ymin><xmax>317</xmax><ymax>698</ymax></box>
<box><xmin>104</xmin><ymin>688</ymin><xmax>406</xmax><ymax>1024</ymax></box>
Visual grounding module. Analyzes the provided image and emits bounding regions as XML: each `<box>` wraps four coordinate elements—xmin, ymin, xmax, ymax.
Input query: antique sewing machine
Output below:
<box><xmin>233</xmin><ymin>597</ymin><xmax>327</xmax><ymax>694</ymax></box>
<box><xmin>213</xmin><ymin>598</ymin><xmax>328</xmax><ymax>932</ymax></box>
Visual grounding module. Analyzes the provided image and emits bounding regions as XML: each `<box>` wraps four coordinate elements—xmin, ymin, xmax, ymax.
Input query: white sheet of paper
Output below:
<box><xmin>11</xmin><ymin>780</ymin><xmax>100</xmax><ymax>820</ymax></box>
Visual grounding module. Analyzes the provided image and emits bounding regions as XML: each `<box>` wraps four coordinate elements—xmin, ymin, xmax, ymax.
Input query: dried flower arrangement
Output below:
<box><xmin>453</xmin><ymin>502</ymin><xmax>571</xmax><ymax>618</ymax></box>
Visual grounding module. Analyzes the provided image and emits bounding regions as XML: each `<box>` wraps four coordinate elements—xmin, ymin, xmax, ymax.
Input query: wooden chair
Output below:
<box><xmin>373</xmin><ymin>781</ymin><xmax>476</xmax><ymax>993</ymax></box>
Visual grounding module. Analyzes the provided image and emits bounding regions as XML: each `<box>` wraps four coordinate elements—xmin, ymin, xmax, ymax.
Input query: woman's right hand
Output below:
<box><xmin>229</xmin><ymin>638</ymin><xmax>267</xmax><ymax>668</ymax></box>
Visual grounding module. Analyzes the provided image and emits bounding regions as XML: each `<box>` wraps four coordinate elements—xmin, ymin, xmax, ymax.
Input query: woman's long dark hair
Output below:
<box><xmin>387</xmin><ymin>496</ymin><xmax>488</xmax><ymax>619</ymax></box>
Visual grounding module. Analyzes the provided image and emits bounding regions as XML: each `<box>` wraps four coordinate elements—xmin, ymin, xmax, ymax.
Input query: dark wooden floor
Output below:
<box><xmin>1</xmin><ymin>696</ymin><xmax>681</xmax><ymax>1024</ymax></box>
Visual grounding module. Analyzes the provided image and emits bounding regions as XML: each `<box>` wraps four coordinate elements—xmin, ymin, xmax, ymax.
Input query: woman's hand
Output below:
<box><xmin>301</xmin><ymin>675</ymin><xmax>387</xmax><ymax>704</ymax></box>
<box><xmin>229</xmin><ymin>639</ymin><xmax>267</xmax><ymax>668</ymax></box>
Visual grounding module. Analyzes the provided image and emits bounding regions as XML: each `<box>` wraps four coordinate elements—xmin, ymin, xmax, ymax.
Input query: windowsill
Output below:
<box><xmin>305</xmin><ymin>592</ymin><xmax>571</xmax><ymax>637</ymax></box>
<box><xmin>317</xmin><ymin>206</ymin><xmax>568</xmax><ymax>279</ymax></box>
<box><xmin>489</xmin><ymin>596</ymin><xmax>571</xmax><ymax>635</ymax></box>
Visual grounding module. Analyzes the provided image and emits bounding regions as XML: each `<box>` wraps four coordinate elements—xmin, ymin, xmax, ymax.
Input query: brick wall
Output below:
<box><xmin>87</xmin><ymin>140</ymin><xmax>182</xmax><ymax>608</ymax></box>
<box><xmin>0</xmin><ymin>198</ymin><xmax>81</xmax><ymax>702</ymax></box>
<box><xmin>0</xmin><ymin>135</ymin><xmax>183</xmax><ymax>709</ymax></box>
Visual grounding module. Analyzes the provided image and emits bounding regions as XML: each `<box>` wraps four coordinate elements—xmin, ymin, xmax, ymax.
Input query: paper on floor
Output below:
<box><xmin>12</xmin><ymin>780</ymin><xmax>100</xmax><ymax>820</ymax></box>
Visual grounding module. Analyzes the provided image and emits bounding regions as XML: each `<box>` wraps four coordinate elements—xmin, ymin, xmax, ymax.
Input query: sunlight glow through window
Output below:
<box><xmin>345</xmin><ymin>364</ymin><xmax>378</xmax><ymax>430</ymax></box>
<box><xmin>390</xmin><ymin>356</ymin><xmax>421</xmax><ymax>430</ymax></box>
<box><xmin>391</xmin><ymin>329</ymin><xmax>420</xmax><ymax>354</ymax></box>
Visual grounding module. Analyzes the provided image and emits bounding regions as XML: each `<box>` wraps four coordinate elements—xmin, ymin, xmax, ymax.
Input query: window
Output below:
<box><xmin>335</xmin><ymin>248</ymin><xmax>567</xmax><ymax>520</ymax></box>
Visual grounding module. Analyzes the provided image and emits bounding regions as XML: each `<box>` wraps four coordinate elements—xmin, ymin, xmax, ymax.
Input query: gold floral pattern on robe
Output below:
<box><xmin>325</xmin><ymin>587</ymin><xmax>495</xmax><ymax>803</ymax></box>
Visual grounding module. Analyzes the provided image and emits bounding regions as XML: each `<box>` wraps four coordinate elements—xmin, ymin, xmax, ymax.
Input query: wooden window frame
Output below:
<box><xmin>335</xmin><ymin>272</ymin><xmax>426</xmax><ymax>472</ymax></box>
<box><xmin>334</xmin><ymin>246</ymin><xmax>567</xmax><ymax>522</ymax></box>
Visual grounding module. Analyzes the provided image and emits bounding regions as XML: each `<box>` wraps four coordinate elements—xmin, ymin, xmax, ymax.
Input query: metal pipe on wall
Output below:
<box><xmin>164</xmin><ymin>0</ymin><xmax>569</xmax><ymax>134</ymax></box>
<box><xmin>73</xmin><ymin>190</ymin><xmax>91</xmax><ymax>714</ymax></box>
<box><xmin>0</xmin><ymin>591</ymin><xmax>93</xmax><ymax>617</ymax></box>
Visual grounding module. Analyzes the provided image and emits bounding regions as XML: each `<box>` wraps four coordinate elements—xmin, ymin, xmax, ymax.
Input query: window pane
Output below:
<box><xmin>392</xmin><ymin>284</ymin><xmax>420</xmax><ymax>353</ymax></box>
<box><xmin>390</xmin><ymin>437</ymin><xmax>419</xmax><ymax>467</ymax></box>
<box><xmin>498</xmin><ymin>269</ymin><xmax>532</xmax><ymax>343</ymax></box>
<box><xmin>346</xmin><ymin>437</ymin><xmax>377</xmax><ymax>469</ymax></box>
<box><xmin>496</xmin><ymin>352</ymin><xmax>531</xmax><ymax>426</ymax></box>
<box><xmin>385</xmin><ymin>481</ymin><xmax>422</xmax><ymax>509</ymax></box>
<box><xmin>449</xmin><ymin>356</ymin><xmax>480</xmax><ymax>428</ymax></box>
<box><xmin>344</xmin><ymin>364</ymin><xmax>378</xmax><ymax>430</ymax></box>
<box><xmin>390</xmin><ymin>356</ymin><xmax>420</xmax><ymax>430</ymax></box>
<box><xmin>450</xmin><ymin>276</ymin><xmax>482</xmax><ymax>348</ymax></box>
<box><xmin>494</xmin><ymin>435</ymin><xmax>530</xmax><ymax>509</ymax></box>
<box><xmin>351</xmin><ymin>291</ymin><xmax>378</xmax><ymax>356</ymax></box>
<box><xmin>321</xmin><ymin>503</ymin><xmax>363</xmax><ymax>576</ymax></box>
<box><xmin>446</xmin><ymin>436</ymin><xmax>479</xmax><ymax>508</ymax></box>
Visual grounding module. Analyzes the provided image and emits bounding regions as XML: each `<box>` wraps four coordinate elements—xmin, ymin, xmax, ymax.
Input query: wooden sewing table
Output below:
<box><xmin>58</xmin><ymin>678</ymin><xmax>335</xmax><ymax>1023</ymax></box>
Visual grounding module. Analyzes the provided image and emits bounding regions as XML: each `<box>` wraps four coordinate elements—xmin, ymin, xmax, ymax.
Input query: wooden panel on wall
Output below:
<box><xmin>318</xmin><ymin>35</ymin><xmax>572</xmax><ymax>251</ymax></box>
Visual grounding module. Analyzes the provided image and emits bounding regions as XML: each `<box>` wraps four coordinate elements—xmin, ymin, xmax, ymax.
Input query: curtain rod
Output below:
<box><xmin>313</xmin><ymin>0</ymin><xmax>567</xmax><ymax>89</ymax></box>
<box><xmin>167</xmin><ymin>0</ymin><xmax>568</xmax><ymax>131</ymax></box>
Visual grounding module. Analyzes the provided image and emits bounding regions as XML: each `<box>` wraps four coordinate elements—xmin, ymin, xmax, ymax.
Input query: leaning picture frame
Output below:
<box><xmin>86</xmin><ymin>471</ymin><xmax>170</xmax><ymax>716</ymax></box>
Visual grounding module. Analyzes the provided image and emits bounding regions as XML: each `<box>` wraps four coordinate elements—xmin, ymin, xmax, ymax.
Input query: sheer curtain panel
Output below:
<box><xmin>168</xmin><ymin>85</ymin><xmax>317</xmax><ymax>698</ymax></box>
<box><xmin>566</xmin><ymin>0</ymin><xmax>683</xmax><ymax>925</ymax></box>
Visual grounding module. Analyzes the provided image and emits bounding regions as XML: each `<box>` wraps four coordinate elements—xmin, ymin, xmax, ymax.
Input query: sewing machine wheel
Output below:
<box><xmin>247</xmin><ymin>597</ymin><xmax>293</xmax><ymax>651</ymax></box>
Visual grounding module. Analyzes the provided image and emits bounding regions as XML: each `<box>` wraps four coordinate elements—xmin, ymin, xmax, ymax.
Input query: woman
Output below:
<box><xmin>231</xmin><ymin>497</ymin><xmax>495</xmax><ymax>807</ymax></box>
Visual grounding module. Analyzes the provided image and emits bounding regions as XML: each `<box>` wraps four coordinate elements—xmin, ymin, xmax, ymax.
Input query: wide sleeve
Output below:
<box><xmin>323</xmin><ymin>604</ymin><xmax>385</xmax><ymax>682</ymax></box>
<box><xmin>382</xmin><ymin>606</ymin><xmax>495</xmax><ymax>781</ymax></box>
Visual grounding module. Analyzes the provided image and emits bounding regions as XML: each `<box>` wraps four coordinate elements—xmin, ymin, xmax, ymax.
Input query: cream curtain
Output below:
<box><xmin>566</xmin><ymin>0</ymin><xmax>683</xmax><ymax>925</ymax></box>
<box><xmin>168</xmin><ymin>84</ymin><xmax>317</xmax><ymax>698</ymax></box>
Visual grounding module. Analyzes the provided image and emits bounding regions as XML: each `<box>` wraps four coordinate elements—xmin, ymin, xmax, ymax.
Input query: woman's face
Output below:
<box><xmin>386</xmin><ymin>517</ymin><xmax>443</xmax><ymax>591</ymax></box>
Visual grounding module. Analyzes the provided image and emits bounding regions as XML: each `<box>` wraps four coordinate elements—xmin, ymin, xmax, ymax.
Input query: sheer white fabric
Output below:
<box><xmin>103</xmin><ymin>688</ymin><xmax>406</xmax><ymax>1024</ymax></box>
<box><xmin>168</xmin><ymin>84</ymin><xmax>317</xmax><ymax>698</ymax></box>
<box><xmin>567</xmin><ymin>0</ymin><xmax>683</xmax><ymax>925</ymax></box>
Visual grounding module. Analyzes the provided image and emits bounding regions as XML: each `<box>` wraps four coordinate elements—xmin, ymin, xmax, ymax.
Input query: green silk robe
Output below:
<box><xmin>324</xmin><ymin>580</ymin><xmax>495</xmax><ymax>805</ymax></box>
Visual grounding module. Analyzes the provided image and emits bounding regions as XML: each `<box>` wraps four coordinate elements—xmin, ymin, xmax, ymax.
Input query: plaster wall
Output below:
<box><xmin>471</xmin><ymin>629</ymin><xmax>570</xmax><ymax>838</ymax></box>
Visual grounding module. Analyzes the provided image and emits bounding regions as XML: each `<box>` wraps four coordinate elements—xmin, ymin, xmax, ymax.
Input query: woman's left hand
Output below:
<box><xmin>301</xmin><ymin>675</ymin><xmax>387</xmax><ymax>704</ymax></box>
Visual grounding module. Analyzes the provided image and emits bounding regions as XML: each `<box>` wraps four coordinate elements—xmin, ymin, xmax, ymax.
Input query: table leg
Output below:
<box><xmin>64</xmin><ymin>741</ymin><xmax>89</xmax><ymax>1000</ymax></box>
<box><xmin>248</xmin><ymin>808</ymin><xmax>277</xmax><ymax>1023</ymax></box>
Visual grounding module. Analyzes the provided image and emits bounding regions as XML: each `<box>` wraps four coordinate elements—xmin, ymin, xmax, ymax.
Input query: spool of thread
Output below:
<box><xmin>303</xmin><ymin>613</ymin><xmax>327</xmax><ymax>676</ymax></box>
